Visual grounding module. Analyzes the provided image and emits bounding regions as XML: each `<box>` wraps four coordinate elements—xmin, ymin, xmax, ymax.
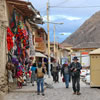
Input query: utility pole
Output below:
<box><xmin>54</xmin><ymin>24</ymin><xmax>56</xmax><ymax>58</ymax></box>
<box><xmin>46</xmin><ymin>0</ymin><xmax>63</xmax><ymax>77</ymax></box>
<box><xmin>47</xmin><ymin>1</ymin><xmax>51</xmax><ymax>77</ymax></box>
<box><xmin>56</xmin><ymin>36</ymin><xmax>59</xmax><ymax>62</ymax></box>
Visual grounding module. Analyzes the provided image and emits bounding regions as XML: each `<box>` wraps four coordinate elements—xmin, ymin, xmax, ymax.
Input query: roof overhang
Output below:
<box><xmin>6</xmin><ymin>0</ymin><xmax>43</xmax><ymax>24</ymax></box>
<box><xmin>72</xmin><ymin>48</ymin><xmax>97</xmax><ymax>50</ymax></box>
<box><xmin>90</xmin><ymin>48</ymin><xmax>100</xmax><ymax>55</ymax></box>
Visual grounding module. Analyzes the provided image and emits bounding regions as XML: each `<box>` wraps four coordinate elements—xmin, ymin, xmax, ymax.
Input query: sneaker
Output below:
<box><xmin>73</xmin><ymin>92</ymin><xmax>76</xmax><ymax>95</ymax></box>
<box><xmin>77</xmin><ymin>92</ymin><xmax>81</xmax><ymax>95</ymax></box>
<box><xmin>37</xmin><ymin>92</ymin><xmax>40</xmax><ymax>95</ymax></box>
<box><xmin>42</xmin><ymin>93</ymin><xmax>45</xmax><ymax>96</ymax></box>
<box><xmin>66</xmin><ymin>86</ymin><xmax>69</xmax><ymax>88</ymax></box>
<box><xmin>32</xmin><ymin>84</ymin><xmax>34</xmax><ymax>86</ymax></box>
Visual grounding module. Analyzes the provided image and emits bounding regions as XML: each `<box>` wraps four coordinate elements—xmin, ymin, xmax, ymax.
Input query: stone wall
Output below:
<box><xmin>0</xmin><ymin>0</ymin><xmax>9</xmax><ymax>95</ymax></box>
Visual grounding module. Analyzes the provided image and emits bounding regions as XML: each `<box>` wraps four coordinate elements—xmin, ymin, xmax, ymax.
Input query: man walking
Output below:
<box><xmin>70</xmin><ymin>57</ymin><xmax>82</xmax><ymax>95</ymax></box>
<box><xmin>51</xmin><ymin>59</ymin><xmax>59</xmax><ymax>83</ymax></box>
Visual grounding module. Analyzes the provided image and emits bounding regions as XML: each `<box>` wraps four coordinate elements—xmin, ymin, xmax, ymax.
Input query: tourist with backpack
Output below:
<box><xmin>61</xmin><ymin>62</ymin><xmax>70</xmax><ymax>88</ymax></box>
<box><xmin>35</xmin><ymin>62</ymin><xmax>46</xmax><ymax>96</ymax></box>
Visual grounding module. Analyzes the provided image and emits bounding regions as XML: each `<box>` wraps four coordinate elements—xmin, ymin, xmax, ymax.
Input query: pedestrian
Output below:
<box><xmin>51</xmin><ymin>59</ymin><xmax>59</xmax><ymax>83</ymax></box>
<box><xmin>35</xmin><ymin>62</ymin><xmax>46</xmax><ymax>96</ymax></box>
<box><xmin>31</xmin><ymin>63</ymin><xmax>37</xmax><ymax>86</ymax></box>
<box><xmin>70</xmin><ymin>57</ymin><xmax>82</xmax><ymax>95</ymax></box>
<box><xmin>61</xmin><ymin>62</ymin><xmax>70</xmax><ymax>88</ymax></box>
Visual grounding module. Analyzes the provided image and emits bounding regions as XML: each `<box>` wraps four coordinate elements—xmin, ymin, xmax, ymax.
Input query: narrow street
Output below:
<box><xmin>5</xmin><ymin>78</ymin><xmax>100</xmax><ymax>100</ymax></box>
<box><xmin>1</xmin><ymin>0</ymin><xmax>100</xmax><ymax>100</ymax></box>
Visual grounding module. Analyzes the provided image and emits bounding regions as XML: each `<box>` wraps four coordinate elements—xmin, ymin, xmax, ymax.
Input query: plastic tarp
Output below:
<box><xmin>35</xmin><ymin>52</ymin><xmax>47</xmax><ymax>58</ymax></box>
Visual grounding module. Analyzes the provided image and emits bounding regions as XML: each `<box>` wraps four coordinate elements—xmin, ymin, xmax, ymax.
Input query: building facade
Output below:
<box><xmin>0</xmin><ymin>0</ymin><xmax>43</xmax><ymax>95</ymax></box>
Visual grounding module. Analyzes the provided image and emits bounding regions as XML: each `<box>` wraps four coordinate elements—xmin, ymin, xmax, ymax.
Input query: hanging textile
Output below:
<box><xmin>7</xmin><ymin>27</ymin><xmax>14</xmax><ymax>51</ymax></box>
<box><xmin>29</xmin><ymin>31</ymin><xmax>35</xmax><ymax>57</ymax></box>
<box><xmin>10</xmin><ymin>9</ymin><xmax>18</xmax><ymax>34</ymax></box>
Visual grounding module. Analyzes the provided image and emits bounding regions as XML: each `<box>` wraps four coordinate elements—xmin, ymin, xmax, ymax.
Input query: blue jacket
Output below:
<box><xmin>31</xmin><ymin>66</ymin><xmax>36</xmax><ymax>71</ymax></box>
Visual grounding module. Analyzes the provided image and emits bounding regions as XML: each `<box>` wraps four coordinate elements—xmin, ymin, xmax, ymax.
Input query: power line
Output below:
<box><xmin>49</xmin><ymin>5</ymin><xmax>100</xmax><ymax>8</ymax></box>
<box><xmin>54</xmin><ymin>0</ymin><xmax>69</xmax><ymax>7</ymax></box>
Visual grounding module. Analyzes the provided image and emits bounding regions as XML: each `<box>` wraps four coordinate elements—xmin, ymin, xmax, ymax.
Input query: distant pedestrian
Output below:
<box><xmin>51</xmin><ymin>59</ymin><xmax>59</xmax><ymax>83</ymax></box>
<box><xmin>70</xmin><ymin>57</ymin><xmax>82</xmax><ymax>95</ymax></box>
<box><xmin>61</xmin><ymin>62</ymin><xmax>70</xmax><ymax>88</ymax></box>
<box><xmin>35</xmin><ymin>62</ymin><xmax>46</xmax><ymax>96</ymax></box>
<box><xmin>31</xmin><ymin>63</ymin><xmax>37</xmax><ymax>86</ymax></box>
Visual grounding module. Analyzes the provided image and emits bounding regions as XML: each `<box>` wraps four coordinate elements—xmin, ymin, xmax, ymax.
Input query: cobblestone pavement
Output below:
<box><xmin>5</xmin><ymin>79</ymin><xmax>100</xmax><ymax>100</ymax></box>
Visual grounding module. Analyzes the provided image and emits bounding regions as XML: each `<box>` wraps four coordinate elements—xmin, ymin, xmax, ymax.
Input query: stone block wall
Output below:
<box><xmin>0</xmin><ymin>0</ymin><xmax>9</xmax><ymax>95</ymax></box>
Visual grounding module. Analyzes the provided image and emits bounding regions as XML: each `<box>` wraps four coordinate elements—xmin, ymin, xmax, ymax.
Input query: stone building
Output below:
<box><xmin>0</xmin><ymin>0</ymin><xmax>9</xmax><ymax>95</ymax></box>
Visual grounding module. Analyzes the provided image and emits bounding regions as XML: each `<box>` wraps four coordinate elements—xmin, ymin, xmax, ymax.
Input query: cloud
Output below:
<box><xmin>59</xmin><ymin>32</ymin><xmax>72</xmax><ymax>36</ymax></box>
<box><xmin>43</xmin><ymin>15</ymin><xmax>82</xmax><ymax>22</ymax></box>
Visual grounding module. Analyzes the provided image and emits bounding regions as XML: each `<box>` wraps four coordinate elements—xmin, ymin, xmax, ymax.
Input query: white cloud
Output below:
<box><xmin>59</xmin><ymin>32</ymin><xmax>72</xmax><ymax>36</ymax></box>
<box><xmin>43</xmin><ymin>15</ymin><xmax>81</xmax><ymax>22</ymax></box>
<box><xmin>66</xmin><ymin>16</ymin><xmax>81</xmax><ymax>21</ymax></box>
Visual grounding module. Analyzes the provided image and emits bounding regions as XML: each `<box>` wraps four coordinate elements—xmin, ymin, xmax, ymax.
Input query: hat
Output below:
<box><xmin>73</xmin><ymin>56</ymin><xmax>79</xmax><ymax>60</ymax></box>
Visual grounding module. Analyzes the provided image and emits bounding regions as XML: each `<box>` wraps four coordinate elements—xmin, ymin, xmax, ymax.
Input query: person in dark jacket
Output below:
<box><xmin>70</xmin><ymin>57</ymin><xmax>82</xmax><ymax>95</ymax></box>
<box><xmin>61</xmin><ymin>62</ymin><xmax>70</xmax><ymax>88</ymax></box>
<box><xmin>51</xmin><ymin>60</ymin><xmax>59</xmax><ymax>83</ymax></box>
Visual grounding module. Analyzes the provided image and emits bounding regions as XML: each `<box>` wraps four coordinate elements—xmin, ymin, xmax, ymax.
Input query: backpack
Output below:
<box><xmin>64</xmin><ymin>67</ymin><xmax>69</xmax><ymax>74</ymax></box>
<box><xmin>37</xmin><ymin>67</ymin><xmax>44</xmax><ymax>78</ymax></box>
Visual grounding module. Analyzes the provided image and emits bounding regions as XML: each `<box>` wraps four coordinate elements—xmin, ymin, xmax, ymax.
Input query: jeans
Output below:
<box><xmin>64</xmin><ymin>74</ymin><xmax>69</xmax><ymax>88</ymax></box>
<box><xmin>72</xmin><ymin>76</ymin><xmax>80</xmax><ymax>92</ymax></box>
<box><xmin>37</xmin><ymin>78</ymin><xmax>44</xmax><ymax>93</ymax></box>
<box><xmin>31</xmin><ymin>71</ymin><xmax>36</xmax><ymax>85</ymax></box>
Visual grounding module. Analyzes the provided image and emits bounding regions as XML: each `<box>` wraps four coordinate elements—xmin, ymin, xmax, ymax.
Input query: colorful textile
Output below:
<box><xmin>10</xmin><ymin>9</ymin><xmax>18</xmax><ymax>34</ymax></box>
<box><xmin>7</xmin><ymin>27</ymin><xmax>14</xmax><ymax>51</ymax></box>
<box><xmin>8</xmin><ymin>9</ymin><xmax>31</xmax><ymax>78</ymax></box>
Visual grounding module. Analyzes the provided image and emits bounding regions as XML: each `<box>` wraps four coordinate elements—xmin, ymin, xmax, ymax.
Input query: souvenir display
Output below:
<box><xmin>6</xmin><ymin>9</ymin><xmax>35</xmax><ymax>82</ymax></box>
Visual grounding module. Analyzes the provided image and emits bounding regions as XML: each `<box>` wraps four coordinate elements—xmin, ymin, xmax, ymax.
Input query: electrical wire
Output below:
<box><xmin>53</xmin><ymin>0</ymin><xmax>69</xmax><ymax>7</ymax></box>
<box><xmin>49</xmin><ymin>5</ymin><xmax>100</xmax><ymax>8</ymax></box>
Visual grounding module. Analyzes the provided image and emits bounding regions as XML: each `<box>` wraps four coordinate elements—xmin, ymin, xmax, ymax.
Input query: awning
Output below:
<box><xmin>35</xmin><ymin>52</ymin><xmax>47</xmax><ymax>58</ymax></box>
<box><xmin>7</xmin><ymin>0</ymin><xmax>43</xmax><ymax>24</ymax></box>
<box><xmin>90</xmin><ymin>48</ymin><xmax>100</xmax><ymax>55</ymax></box>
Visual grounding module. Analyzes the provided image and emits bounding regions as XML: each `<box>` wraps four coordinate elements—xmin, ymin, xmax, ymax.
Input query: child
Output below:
<box><xmin>17</xmin><ymin>70</ymin><xmax>24</xmax><ymax>89</ymax></box>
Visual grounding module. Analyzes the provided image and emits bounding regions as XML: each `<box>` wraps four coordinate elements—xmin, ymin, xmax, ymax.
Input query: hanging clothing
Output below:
<box><xmin>7</xmin><ymin>27</ymin><xmax>14</xmax><ymax>51</ymax></box>
<box><xmin>29</xmin><ymin>31</ymin><xmax>35</xmax><ymax>57</ymax></box>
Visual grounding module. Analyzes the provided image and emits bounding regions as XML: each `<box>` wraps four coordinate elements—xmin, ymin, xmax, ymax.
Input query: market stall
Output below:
<box><xmin>90</xmin><ymin>48</ymin><xmax>100</xmax><ymax>87</ymax></box>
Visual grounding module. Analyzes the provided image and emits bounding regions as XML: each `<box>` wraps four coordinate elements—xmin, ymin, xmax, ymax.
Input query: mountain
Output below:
<box><xmin>63</xmin><ymin>11</ymin><xmax>100</xmax><ymax>46</ymax></box>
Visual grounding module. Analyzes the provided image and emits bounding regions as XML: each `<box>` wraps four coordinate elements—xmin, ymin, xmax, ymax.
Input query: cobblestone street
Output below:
<box><xmin>5</xmin><ymin>78</ymin><xmax>100</xmax><ymax>100</ymax></box>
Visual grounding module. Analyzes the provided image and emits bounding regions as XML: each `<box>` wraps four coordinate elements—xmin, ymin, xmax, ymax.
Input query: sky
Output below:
<box><xmin>29</xmin><ymin>0</ymin><xmax>100</xmax><ymax>43</ymax></box>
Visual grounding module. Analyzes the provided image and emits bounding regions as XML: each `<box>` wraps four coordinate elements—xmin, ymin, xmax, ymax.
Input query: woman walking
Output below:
<box><xmin>61</xmin><ymin>63</ymin><xmax>70</xmax><ymax>88</ymax></box>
